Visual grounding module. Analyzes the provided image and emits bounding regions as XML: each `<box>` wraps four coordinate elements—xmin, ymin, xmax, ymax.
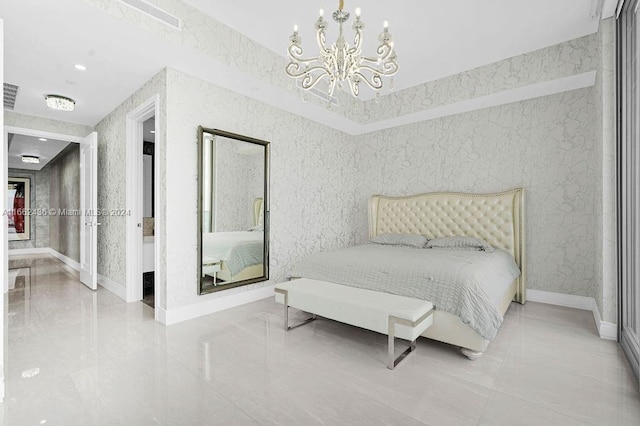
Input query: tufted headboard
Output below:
<box><xmin>368</xmin><ymin>188</ymin><xmax>525</xmax><ymax>303</ymax></box>
<box><xmin>253</xmin><ymin>197</ymin><xmax>264</xmax><ymax>227</ymax></box>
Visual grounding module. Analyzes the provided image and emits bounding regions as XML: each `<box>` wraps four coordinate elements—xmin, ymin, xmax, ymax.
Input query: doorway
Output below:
<box><xmin>125</xmin><ymin>95</ymin><xmax>161</xmax><ymax>319</ymax></box>
<box><xmin>4</xmin><ymin>127</ymin><xmax>98</xmax><ymax>291</ymax></box>
<box><xmin>142</xmin><ymin>116</ymin><xmax>155</xmax><ymax>308</ymax></box>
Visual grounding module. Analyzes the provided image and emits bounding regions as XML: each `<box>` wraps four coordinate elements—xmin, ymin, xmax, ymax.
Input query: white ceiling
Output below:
<box><xmin>1</xmin><ymin>0</ymin><xmax>617</xmax><ymax>128</ymax></box>
<box><xmin>182</xmin><ymin>0</ymin><xmax>611</xmax><ymax>99</ymax></box>
<box><xmin>7</xmin><ymin>134</ymin><xmax>72</xmax><ymax>171</ymax></box>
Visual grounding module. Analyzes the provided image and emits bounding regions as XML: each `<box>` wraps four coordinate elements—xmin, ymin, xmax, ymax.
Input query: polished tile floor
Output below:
<box><xmin>3</xmin><ymin>254</ymin><xmax>640</xmax><ymax>425</ymax></box>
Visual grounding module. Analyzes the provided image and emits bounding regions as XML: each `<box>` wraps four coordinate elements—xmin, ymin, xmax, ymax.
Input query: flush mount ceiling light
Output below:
<box><xmin>44</xmin><ymin>94</ymin><xmax>75</xmax><ymax>111</ymax></box>
<box><xmin>21</xmin><ymin>155</ymin><xmax>40</xmax><ymax>164</ymax></box>
<box><xmin>286</xmin><ymin>0</ymin><xmax>399</xmax><ymax>99</ymax></box>
<box><xmin>74</xmin><ymin>64</ymin><xmax>87</xmax><ymax>71</ymax></box>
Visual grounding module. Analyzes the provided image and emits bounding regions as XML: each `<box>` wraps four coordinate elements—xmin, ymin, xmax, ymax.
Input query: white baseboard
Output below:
<box><xmin>527</xmin><ymin>289</ymin><xmax>594</xmax><ymax>310</ymax></box>
<box><xmin>9</xmin><ymin>247</ymin><xmax>80</xmax><ymax>271</ymax></box>
<box><xmin>155</xmin><ymin>307</ymin><xmax>167</xmax><ymax>325</ymax></box>
<box><xmin>97</xmin><ymin>274</ymin><xmax>126</xmax><ymax>301</ymax></box>
<box><xmin>591</xmin><ymin>299</ymin><xmax>618</xmax><ymax>340</ymax></box>
<box><xmin>9</xmin><ymin>247</ymin><xmax>127</xmax><ymax>302</ymax></box>
<box><xmin>47</xmin><ymin>248</ymin><xmax>80</xmax><ymax>272</ymax></box>
<box><xmin>164</xmin><ymin>284</ymin><xmax>275</xmax><ymax>325</ymax></box>
<box><xmin>527</xmin><ymin>289</ymin><xmax>617</xmax><ymax>340</ymax></box>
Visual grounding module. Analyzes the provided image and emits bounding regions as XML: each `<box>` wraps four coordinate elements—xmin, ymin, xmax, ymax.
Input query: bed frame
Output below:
<box><xmin>368</xmin><ymin>188</ymin><xmax>525</xmax><ymax>359</ymax></box>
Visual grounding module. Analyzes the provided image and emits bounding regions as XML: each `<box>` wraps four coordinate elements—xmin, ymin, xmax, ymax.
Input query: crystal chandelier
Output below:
<box><xmin>285</xmin><ymin>0</ymin><xmax>399</xmax><ymax>98</ymax></box>
<box><xmin>44</xmin><ymin>94</ymin><xmax>76</xmax><ymax>111</ymax></box>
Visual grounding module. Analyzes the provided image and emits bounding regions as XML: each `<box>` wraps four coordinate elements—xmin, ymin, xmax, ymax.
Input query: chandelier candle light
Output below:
<box><xmin>286</xmin><ymin>0</ymin><xmax>399</xmax><ymax>99</ymax></box>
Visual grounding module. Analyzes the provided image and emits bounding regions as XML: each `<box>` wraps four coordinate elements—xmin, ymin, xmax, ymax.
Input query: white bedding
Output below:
<box><xmin>289</xmin><ymin>244</ymin><xmax>521</xmax><ymax>340</ymax></box>
<box><xmin>202</xmin><ymin>231</ymin><xmax>263</xmax><ymax>276</ymax></box>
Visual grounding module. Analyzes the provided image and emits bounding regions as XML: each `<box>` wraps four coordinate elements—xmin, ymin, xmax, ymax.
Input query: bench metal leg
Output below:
<box><xmin>388</xmin><ymin>308</ymin><xmax>434</xmax><ymax>370</ymax></box>
<box><xmin>388</xmin><ymin>334</ymin><xmax>417</xmax><ymax>370</ymax></box>
<box><xmin>275</xmin><ymin>288</ymin><xmax>316</xmax><ymax>331</ymax></box>
<box><xmin>283</xmin><ymin>305</ymin><xmax>316</xmax><ymax>331</ymax></box>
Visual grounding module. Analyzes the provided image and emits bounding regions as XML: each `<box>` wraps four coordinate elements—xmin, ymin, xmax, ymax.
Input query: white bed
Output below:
<box><xmin>292</xmin><ymin>188</ymin><xmax>525</xmax><ymax>359</ymax></box>
<box><xmin>202</xmin><ymin>197</ymin><xmax>265</xmax><ymax>283</ymax></box>
<box><xmin>202</xmin><ymin>231</ymin><xmax>264</xmax><ymax>282</ymax></box>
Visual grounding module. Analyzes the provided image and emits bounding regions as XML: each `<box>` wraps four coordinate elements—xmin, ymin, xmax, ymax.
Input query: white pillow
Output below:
<box><xmin>426</xmin><ymin>236</ymin><xmax>495</xmax><ymax>252</ymax></box>
<box><xmin>369</xmin><ymin>233</ymin><xmax>428</xmax><ymax>248</ymax></box>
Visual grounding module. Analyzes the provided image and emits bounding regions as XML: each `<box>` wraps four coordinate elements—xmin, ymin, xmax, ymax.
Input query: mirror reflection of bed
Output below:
<box><xmin>198</xmin><ymin>128</ymin><xmax>269</xmax><ymax>294</ymax></box>
<box><xmin>201</xmin><ymin>198</ymin><xmax>264</xmax><ymax>288</ymax></box>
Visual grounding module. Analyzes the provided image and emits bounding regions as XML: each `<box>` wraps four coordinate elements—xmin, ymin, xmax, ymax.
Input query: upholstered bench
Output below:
<box><xmin>274</xmin><ymin>278</ymin><xmax>434</xmax><ymax>370</ymax></box>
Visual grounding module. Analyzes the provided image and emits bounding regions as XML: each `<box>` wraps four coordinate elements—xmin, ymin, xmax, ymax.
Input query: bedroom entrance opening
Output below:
<box><xmin>4</xmin><ymin>126</ymin><xmax>99</xmax><ymax>292</ymax></box>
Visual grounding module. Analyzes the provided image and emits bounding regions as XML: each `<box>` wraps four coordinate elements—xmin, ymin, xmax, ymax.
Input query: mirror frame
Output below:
<box><xmin>197</xmin><ymin>126</ymin><xmax>270</xmax><ymax>295</ymax></box>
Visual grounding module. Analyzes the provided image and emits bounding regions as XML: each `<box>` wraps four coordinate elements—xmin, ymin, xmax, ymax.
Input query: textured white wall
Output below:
<box><xmin>94</xmin><ymin>69</ymin><xmax>167</xmax><ymax>306</ymax></box>
<box><xmin>351</xmin><ymin>33</ymin><xmax>599</xmax><ymax>124</ymax></box>
<box><xmin>165</xmin><ymin>68</ymin><xmax>358</xmax><ymax>310</ymax></box>
<box><xmin>354</xmin><ymin>87</ymin><xmax>600</xmax><ymax>298</ymax></box>
<box><xmin>48</xmin><ymin>145</ymin><xmax>81</xmax><ymax>262</ymax></box>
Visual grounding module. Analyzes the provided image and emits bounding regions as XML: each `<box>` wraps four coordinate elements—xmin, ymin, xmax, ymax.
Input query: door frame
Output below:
<box><xmin>3</xmin><ymin>127</ymin><xmax>84</xmax><ymax>289</ymax></box>
<box><xmin>1</xmin><ymin>17</ymin><xmax>5</xmax><ymax>403</ymax></box>
<box><xmin>125</xmin><ymin>95</ymin><xmax>161</xmax><ymax>320</ymax></box>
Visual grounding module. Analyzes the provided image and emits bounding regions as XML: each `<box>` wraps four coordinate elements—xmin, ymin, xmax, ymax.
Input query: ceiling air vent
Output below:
<box><xmin>3</xmin><ymin>83</ymin><xmax>19</xmax><ymax>110</ymax></box>
<box><xmin>116</xmin><ymin>0</ymin><xmax>182</xmax><ymax>30</ymax></box>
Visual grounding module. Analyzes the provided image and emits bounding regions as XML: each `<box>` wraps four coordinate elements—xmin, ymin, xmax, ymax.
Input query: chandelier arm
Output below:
<box><xmin>356</xmin><ymin>63</ymin><xmax>398</xmax><ymax>78</ymax></box>
<box><xmin>376</xmin><ymin>43</ymin><xmax>394</xmax><ymax>60</ymax></box>
<box><xmin>365</xmin><ymin>58</ymin><xmax>399</xmax><ymax>76</ymax></box>
<box><xmin>352</xmin><ymin>70</ymin><xmax>383</xmax><ymax>90</ymax></box>
<box><xmin>288</xmin><ymin>46</ymin><xmax>323</xmax><ymax>64</ymax></box>
<box><xmin>347</xmin><ymin>77</ymin><xmax>360</xmax><ymax>97</ymax></box>
<box><xmin>288</xmin><ymin>55</ymin><xmax>324</xmax><ymax>64</ymax></box>
<box><xmin>353</xmin><ymin>28</ymin><xmax>363</xmax><ymax>52</ymax></box>
<box><xmin>360</xmin><ymin>46</ymin><xmax>396</xmax><ymax>67</ymax></box>
<box><xmin>315</xmin><ymin>28</ymin><xmax>331</xmax><ymax>55</ymax></box>
<box><xmin>380</xmin><ymin>60</ymin><xmax>399</xmax><ymax>76</ymax></box>
<box><xmin>285</xmin><ymin>62</ymin><xmax>331</xmax><ymax>81</ymax></box>
<box><xmin>301</xmin><ymin>69</ymin><xmax>331</xmax><ymax>91</ymax></box>
<box><xmin>346</xmin><ymin>43</ymin><xmax>361</xmax><ymax>59</ymax></box>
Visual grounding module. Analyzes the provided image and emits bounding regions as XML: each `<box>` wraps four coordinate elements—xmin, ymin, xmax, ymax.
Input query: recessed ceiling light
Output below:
<box><xmin>150</xmin><ymin>130</ymin><xmax>156</xmax><ymax>134</ymax></box>
<box><xmin>38</xmin><ymin>138</ymin><xmax>47</xmax><ymax>142</ymax></box>
<box><xmin>22</xmin><ymin>155</ymin><xmax>40</xmax><ymax>164</ymax></box>
<box><xmin>74</xmin><ymin>64</ymin><xmax>87</xmax><ymax>71</ymax></box>
<box><xmin>44</xmin><ymin>95</ymin><xmax>75</xmax><ymax>111</ymax></box>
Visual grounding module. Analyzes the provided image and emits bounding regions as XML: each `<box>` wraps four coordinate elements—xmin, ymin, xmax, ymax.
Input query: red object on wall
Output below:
<box><xmin>13</xmin><ymin>192</ymin><xmax>24</xmax><ymax>234</ymax></box>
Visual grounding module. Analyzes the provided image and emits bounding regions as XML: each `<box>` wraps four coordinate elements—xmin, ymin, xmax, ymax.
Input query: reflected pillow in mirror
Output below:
<box><xmin>426</xmin><ymin>236</ymin><xmax>495</xmax><ymax>252</ymax></box>
<box><xmin>369</xmin><ymin>233</ymin><xmax>428</xmax><ymax>248</ymax></box>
